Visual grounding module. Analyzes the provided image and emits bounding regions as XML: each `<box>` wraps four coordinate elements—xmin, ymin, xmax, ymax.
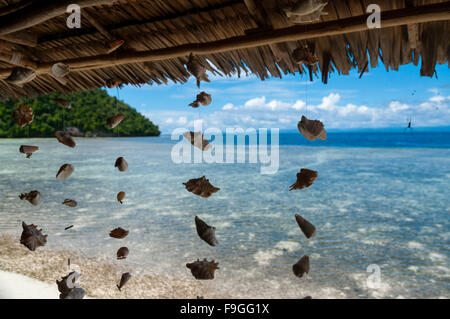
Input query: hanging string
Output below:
<box><xmin>62</xmin><ymin>108</ymin><xmax>65</xmax><ymax>131</ymax></box>
<box><xmin>116</xmin><ymin>86</ymin><xmax>120</xmax><ymax>137</ymax></box>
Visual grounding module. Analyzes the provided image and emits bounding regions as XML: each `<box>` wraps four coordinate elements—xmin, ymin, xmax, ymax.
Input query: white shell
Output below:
<box><xmin>51</xmin><ymin>63</ymin><xmax>70</xmax><ymax>78</ymax></box>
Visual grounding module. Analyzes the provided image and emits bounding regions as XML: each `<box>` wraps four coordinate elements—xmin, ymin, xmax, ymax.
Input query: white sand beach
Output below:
<box><xmin>0</xmin><ymin>271</ymin><xmax>59</xmax><ymax>299</ymax></box>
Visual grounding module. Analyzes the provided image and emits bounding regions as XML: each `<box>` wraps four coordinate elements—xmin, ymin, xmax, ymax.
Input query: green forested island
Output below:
<box><xmin>0</xmin><ymin>89</ymin><xmax>160</xmax><ymax>137</ymax></box>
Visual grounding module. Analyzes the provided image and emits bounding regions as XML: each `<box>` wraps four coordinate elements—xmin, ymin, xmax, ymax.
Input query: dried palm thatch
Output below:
<box><xmin>0</xmin><ymin>1</ymin><xmax>448</xmax><ymax>99</ymax></box>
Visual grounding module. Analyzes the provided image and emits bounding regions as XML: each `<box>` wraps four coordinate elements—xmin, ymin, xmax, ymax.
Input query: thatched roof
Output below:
<box><xmin>0</xmin><ymin>0</ymin><xmax>449</xmax><ymax>99</ymax></box>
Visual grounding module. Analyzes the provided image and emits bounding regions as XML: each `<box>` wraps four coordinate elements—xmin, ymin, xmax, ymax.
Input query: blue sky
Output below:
<box><xmin>107</xmin><ymin>60</ymin><xmax>449</xmax><ymax>133</ymax></box>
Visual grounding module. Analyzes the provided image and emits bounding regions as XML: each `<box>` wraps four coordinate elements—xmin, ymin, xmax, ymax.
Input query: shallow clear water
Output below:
<box><xmin>0</xmin><ymin>135</ymin><xmax>449</xmax><ymax>298</ymax></box>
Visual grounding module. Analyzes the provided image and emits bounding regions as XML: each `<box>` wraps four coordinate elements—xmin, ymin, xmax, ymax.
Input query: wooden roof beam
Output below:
<box><xmin>82</xmin><ymin>9</ymin><xmax>113</xmax><ymax>40</ymax></box>
<box><xmin>0</xmin><ymin>32</ymin><xmax>38</xmax><ymax>47</ymax></box>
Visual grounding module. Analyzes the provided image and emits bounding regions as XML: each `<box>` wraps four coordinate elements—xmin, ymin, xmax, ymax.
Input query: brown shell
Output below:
<box><xmin>56</xmin><ymin>163</ymin><xmax>74</xmax><ymax>180</ymax></box>
<box><xmin>293</xmin><ymin>255</ymin><xmax>310</xmax><ymax>278</ymax></box>
<box><xmin>195</xmin><ymin>216</ymin><xmax>218</xmax><ymax>246</ymax></box>
<box><xmin>289</xmin><ymin>169</ymin><xmax>318</xmax><ymax>191</ymax></box>
<box><xmin>106</xmin><ymin>79</ymin><xmax>123</xmax><ymax>89</ymax></box>
<box><xmin>114</xmin><ymin>157</ymin><xmax>128</xmax><ymax>172</ymax></box>
<box><xmin>183</xmin><ymin>176</ymin><xmax>220</xmax><ymax>198</ymax></box>
<box><xmin>109</xmin><ymin>227</ymin><xmax>129</xmax><ymax>239</ymax></box>
<box><xmin>292</xmin><ymin>47</ymin><xmax>318</xmax><ymax>65</ymax></box>
<box><xmin>117</xmin><ymin>191</ymin><xmax>125</xmax><ymax>204</ymax></box>
<box><xmin>106</xmin><ymin>39</ymin><xmax>125</xmax><ymax>54</ymax></box>
<box><xmin>19</xmin><ymin>145</ymin><xmax>39</xmax><ymax>158</ymax></box>
<box><xmin>189</xmin><ymin>92</ymin><xmax>212</xmax><ymax>108</ymax></box>
<box><xmin>186</xmin><ymin>259</ymin><xmax>219</xmax><ymax>280</ymax></box>
<box><xmin>186</xmin><ymin>53</ymin><xmax>210</xmax><ymax>88</ymax></box>
<box><xmin>12</xmin><ymin>105</ymin><xmax>33</xmax><ymax>127</ymax></box>
<box><xmin>19</xmin><ymin>190</ymin><xmax>42</xmax><ymax>206</ymax></box>
<box><xmin>20</xmin><ymin>221</ymin><xmax>47</xmax><ymax>251</ymax></box>
<box><xmin>55</xmin><ymin>130</ymin><xmax>76</xmax><ymax>148</ymax></box>
<box><xmin>295</xmin><ymin>214</ymin><xmax>316</xmax><ymax>239</ymax></box>
<box><xmin>52</xmin><ymin>98</ymin><xmax>71</xmax><ymax>109</ymax></box>
<box><xmin>56</xmin><ymin>272</ymin><xmax>85</xmax><ymax>299</ymax></box>
<box><xmin>183</xmin><ymin>131</ymin><xmax>212</xmax><ymax>151</ymax></box>
<box><xmin>106</xmin><ymin>113</ymin><xmax>126</xmax><ymax>129</ymax></box>
<box><xmin>117</xmin><ymin>272</ymin><xmax>131</xmax><ymax>291</ymax></box>
<box><xmin>117</xmin><ymin>247</ymin><xmax>129</xmax><ymax>260</ymax></box>
<box><xmin>62</xmin><ymin>199</ymin><xmax>77</xmax><ymax>207</ymax></box>
<box><xmin>297</xmin><ymin>116</ymin><xmax>327</xmax><ymax>141</ymax></box>
<box><xmin>5</xmin><ymin>67</ymin><xmax>36</xmax><ymax>86</ymax></box>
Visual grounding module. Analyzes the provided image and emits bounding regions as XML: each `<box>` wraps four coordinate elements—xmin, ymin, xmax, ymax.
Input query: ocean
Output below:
<box><xmin>0</xmin><ymin>132</ymin><xmax>449</xmax><ymax>298</ymax></box>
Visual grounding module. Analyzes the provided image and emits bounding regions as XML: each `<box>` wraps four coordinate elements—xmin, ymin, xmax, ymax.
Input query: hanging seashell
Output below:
<box><xmin>183</xmin><ymin>176</ymin><xmax>220</xmax><ymax>198</ymax></box>
<box><xmin>117</xmin><ymin>272</ymin><xmax>131</xmax><ymax>291</ymax></box>
<box><xmin>284</xmin><ymin>0</ymin><xmax>328</xmax><ymax>23</ymax></box>
<box><xmin>62</xmin><ymin>199</ymin><xmax>77</xmax><ymax>207</ymax></box>
<box><xmin>295</xmin><ymin>214</ymin><xmax>316</xmax><ymax>239</ymax></box>
<box><xmin>186</xmin><ymin>259</ymin><xmax>219</xmax><ymax>280</ymax></box>
<box><xmin>56</xmin><ymin>272</ymin><xmax>85</xmax><ymax>299</ymax></box>
<box><xmin>195</xmin><ymin>216</ymin><xmax>218</xmax><ymax>246</ymax></box>
<box><xmin>186</xmin><ymin>53</ymin><xmax>210</xmax><ymax>88</ymax></box>
<box><xmin>183</xmin><ymin>131</ymin><xmax>212</xmax><ymax>151</ymax></box>
<box><xmin>20</xmin><ymin>221</ymin><xmax>47</xmax><ymax>251</ymax></box>
<box><xmin>52</xmin><ymin>98</ymin><xmax>71</xmax><ymax>109</ymax></box>
<box><xmin>292</xmin><ymin>46</ymin><xmax>319</xmax><ymax>66</ymax></box>
<box><xmin>55</xmin><ymin>130</ymin><xmax>76</xmax><ymax>148</ymax></box>
<box><xmin>109</xmin><ymin>227</ymin><xmax>129</xmax><ymax>239</ymax></box>
<box><xmin>292</xmin><ymin>255</ymin><xmax>310</xmax><ymax>278</ymax></box>
<box><xmin>56</xmin><ymin>163</ymin><xmax>74</xmax><ymax>180</ymax></box>
<box><xmin>303</xmin><ymin>296</ymin><xmax>313</xmax><ymax>299</ymax></box>
<box><xmin>117</xmin><ymin>191</ymin><xmax>125</xmax><ymax>204</ymax></box>
<box><xmin>114</xmin><ymin>157</ymin><xmax>128</xmax><ymax>172</ymax></box>
<box><xmin>19</xmin><ymin>145</ymin><xmax>39</xmax><ymax>158</ymax></box>
<box><xmin>107</xmin><ymin>113</ymin><xmax>126</xmax><ymax>129</ymax></box>
<box><xmin>19</xmin><ymin>190</ymin><xmax>42</xmax><ymax>206</ymax></box>
<box><xmin>51</xmin><ymin>63</ymin><xmax>70</xmax><ymax>78</ymax></box>
<box><xmin>297</xmin><ymin>115</ymin><xmax>327</xmax><ymax>141</ymax></box>
<box><xmin>106</xmin><ymin>79</ymin><xmax>123</xmax><ymax>89</ymax></box>
<box><xmin>189</xmin><ymin>92</ymin><xmax>212</xmax><ymax>108</ymax></box>
<box><xmin>289</xmin><ymin>168</ymin><xmax>318</xmax><ymax>191</ymax></box>
<box><xmin>5</xmin><ymin>67</ymin><xmax>36</xmax><ymax>86</ymax></box>
<box><xmin>12</xmin><ymin>104</ymin><xmax>33</xmax><ymax>127</ymax></box>
<box><xmin>117</xmin><ymin>247</ymin><xmax>129</xmax><ymax>260</ymax></box>
<box><xmin>65</xmin><ymin>225</ymin><xmax>74</xmax><ymax>230</ymax></box>
<box><xmin>197</xmin><ymin>296</ymin><xmax>204</xmax><ymax>299</ymax></box>
<box><xmin>106</xmin><ymin>39</ymin><xmax>125</xmax><ymax>54</ymax></box>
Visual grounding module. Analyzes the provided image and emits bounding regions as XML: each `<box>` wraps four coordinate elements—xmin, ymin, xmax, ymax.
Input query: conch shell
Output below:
<box><xmin>289</xmin><ymin>168</ymin><xmax>318</xmax><ymax>191</ymax></box>
<box><xmin>19</xmin><ymin>190</ymin><xmax>42</xmax><ymax>206</ymax></box>
<box><xmin>117</xmin><ymin>272</ymin><xmax>131</xmax><ymax>291</ymax></box>
<box><xmin>189</xmin><ymin>92</ymin><xmax>212</xmax><ymax>108</ymax></box>
<box><xmin>52</xmin><ymin>98</ymin><xmax>71</xmax><ymax>109</ymax></box>
<box><xmin>12</xmin><ymin>105</ymin><xmax>33</xmax><ymax>127</ymax></box>
<box><xmin>295</xmin><ymin>214</ymin><xmax>316</xmax><ymax>239</ymax></box>
<box><xmin>19</xmin><ymin>145</ymin><xmax>39</xmax><ymax>158</ymax></box>
<box><xmin>186</xmin><ymin>259</ymin><xmax>219</xmax><ymax>280</ymax></box>
<box><xmin>183</xmin><ymin>131</ymin><xmax>212</xmax><ymax>151</ymax></box>
<box><xmin>20</xmin><ymin>221</ymin><xmax>47</xmax><ymax>251</ymax></box>
<box><xmin>284</xmin><ymin>0</ymin><xmax>328</xmax><ymax>23</ymax></box>
<box><xmin>56</xmin><ymin>163</ymin><xmax>74</xmax><ymax>180</ymax></box>
<box><xmin>293</xmin><ymin>255</ymin><xmax>310</xmax><ymax>278</ymax></box>
<box><xmin>62</xmin><ymin>199</ymin><xmax>77</xmax><ymax>207</ymax></box>
<box><xmin>186</xmin><ymin>53</ymin><xmax>210</xmax><ymax>88</ymax></box>
<box><xmin>117</xmin><ymin>247</ymin><xmax>129</xmax><ymax>260</ymax></box>
<box><xmin>117</xmin><ymin>191</ymin><xmax>125</xmax><ymax>204</ymax></box>
<box><xmin>114</xmin><ymin>157</ymin><xmax>128</xmax><ymax>172</ymax></box>
<box><xmin>56</xmin><ymin>272</ymin><xmax>85</xmax><ymax>299</ymax></box>
<box><xmin>183</xmin><ymin>176</ymin><xmax>220</xmax><ymax>198</ymax></box>
<box><xmin>55</xmin><ymin>130</ymin><xmax>76</xmax><ymax>148</ymax></box>
<box><xmin>109</xmin><ymin>227</ymin><xmax>129</xmax><ymax>239</ymax></box>
<box><xmin>297</xmin><ymin>115</ymin><xmax>327</xmax><ymax>141</ymax></box>
<box><xmin>107</xmin><ymin>113</ymin><xmax>126</xmax><ymax>129</ymax></box>
<box><xmin>5</xmin><ymin>67</ymin><xmax>36</xmax><ymax>86</ymax></box>
<box><xmin>195</xmin><ymin>216</ymin><xmax>218</xmax><ymax>246</ymax></box>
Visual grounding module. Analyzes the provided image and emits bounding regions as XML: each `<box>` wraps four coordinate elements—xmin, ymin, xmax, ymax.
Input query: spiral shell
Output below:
<box><xmin>114</xmin><ymin>157</ymin><xmax>128</xmax><ymax>172</ymax></box>
<box><xmin>195</xmin><ymin>216</ymin><xmax>218</xmax><ymax>246</ymax></box>
<box><xmin>109</xmin><ymin>227</ymin><xmax>129</xmax><ymax>239</ymax></box>
<box><xmin>186</xmin><ymin>259</ymin><xmax>219</xmax><ymax>280</ymax></box>
<box><xmin>62</xmin><ymin>199</ymin><xmax>77</xmax><ymax>207</ymax></box>
<box><xmin>293</xmin><ymin>255</ymin><xmax>310</xmax><ymax>278</ymax></box>
<box><xmin>5</xmin><ymin>67</ymin><xmax>36</xmax><ymax>86</ymax></box>
<box><xmin>186</xmin><ymin>53</ymin><xmax>210</xmax><ymax>88</ymax></box>
<box><xmin>189</xmin><ymin>92</ymin><xmax>212</xmax><ymax>108</ymax></box>
<box><xmin>183</xmin><ymin>176</ymin><xmax>220</xmax><ymax>198</ymax></box>
<box><xmin>56</xmin><ymin>163</ymin><xmax>74</xmax><ymax>180</ymax></box>
<box><xmin>295</xmin><ymin>214</ymin><xmax>316</xmax><ymax>239</ymax></box>
<box><xmin>20</xmin><ymin>221</ymin><xmax>47</xmax><ymax>251</ymax></box>
<box><xmin>12</xmin><ymin>105</ymin><xmax>33</xmax><ymax>127</ymax></box>
<box><xmin>297</xmin><ymin>116</ymin><xmax>327</xmax><ymax>141</ymax></box>
<box><xmin>117</xmin><ymin>191</ymin><xmax>125</xmax><ymax>204</ymax></box>
<box><xmin>56</xmin><ymin>272</ymin><xmax>85</xmax><ymax>299</ymax></box>
<box><xmin>106</xmin><ymin>113</ymin><xmax>126</xmax><ymax>129</ymax></box>
<box><xmin>51</xmin><ymin>63</ymin><xmax>70</xmax><ymax>78</ymax></box>
<box><xmin>117</xmin><ymin>272</ymin><xmax>131</xmax><ymax>291</ymax></box>
<box><xmin>52</xmin><ymin>98</ymin><xmax>71</xmax><ymax>109</ymax></box>
<box><xmin>55</xmin><ymin>130</ymin><xmax>76</xmax><ymax>148</ymax></box>
<box><xmin>117</xmin><ymin>247</ymin><xmax>129</xmax><ymax>260</ymax></box>
<box><xmin>183</xmin><ymin>131</ymin><xmax>212</xmax><ymax>151</ymax></box>
<box><xmin>19</xmin><ymin>190</ymin><xmax>42</xmax><ymax>206</ymax></box>
<box><xmin>19</xmin><ymin>145</ymin><xmax>39</xmax><ymax>158</ymax></box>
<box><xmin>289</xmin><ymin>169</ymin><xmax>318</xmax><ymax>191</ymax></box>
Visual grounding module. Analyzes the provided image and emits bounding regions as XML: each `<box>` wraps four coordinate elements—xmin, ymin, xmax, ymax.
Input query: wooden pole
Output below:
<box><xmin>0</xmin><ymin>32</ymin><xmax>38</xmax><ymax>47</ymax></box>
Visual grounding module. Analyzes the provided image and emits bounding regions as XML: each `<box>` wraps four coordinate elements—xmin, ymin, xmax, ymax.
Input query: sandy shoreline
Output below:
<box><xmin>0</xmin><ymin>235</ymin><xmax>230</xmax><ymax>299</ymax></box>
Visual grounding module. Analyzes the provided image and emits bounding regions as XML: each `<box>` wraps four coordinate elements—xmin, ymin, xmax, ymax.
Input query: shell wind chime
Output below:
<box><xmin>20</xmin><ymin>221</ymin><xmax>47</xmax><ymax>251</ymax></box>
<box><xmin>117</xmin><ymin>247</ymin><xmax>129</xmax><ymax>260</ymax></box>
<box><xmin>183</xmin><ymin>131</ymin><xmax>212</xmax><ymax>151</ymax></box>
<box><xmin>117</xmin><ymin>191</ymin><xmax>125</xmax><ymax>204</ymax></box>
<box><xmin>189</xmin><ymin>92</ymin><xmax>212</xmax><ymax>108</ymax></box>
<box><xmin>56</xmin><ymin>164</ymin><xmax>74</xmax><ymax>180</ymax></box>
<box><xmin>297</xmin><ymin>116</ymin><xmax>327</xmax><ymax>141</ymax></box>
<box><xmin>109</xmin><ymin>227</ymin><xmax>129</xmax><ymax>239</ymax></box>
<box><xmin>114</xmin><ymin>157</ymin><xmax>128</xmax><ymax>172</ymax></box>
<box><xmin>117</xmin><ymin>272</ymin><xmax>132</xmax><ymax>291</ymax></box>
<box><xmin>292</xmin><ymin>45</ymin><xmax>319</xmax><ymax>66</ymax></box>
<box><xmin>5</xmin><ymin>67</ymin><xmax>36</xmax><ymax>86</ymax></box>
<box><xmin>62</xmin><ymin>199</ymin><xmax>77</xmax><ymax>207</ymax></box>
<box><xmin>55</xmin><ymin>130</ymin><xmax>76</xmax><ymax>148</ymax></box>
<box><xmin>12</xmin><ymin>105</ymin><xmax>33</xmax><ymax>127</ymax></box>
<box><xmin>186</xmin><ymin>259</ymin><xmax>219</xmax><ymax>280</ymax></box>
<box><xmin>56</xmin><ymin>272</ymin><xmax>86</xmax><ymax>299</ymax></box>
<box><xmin>186</xmin><ymin>53</ymin><xmax>210</xmax><ymax>88</ymax></box>
<box><xmin>19</xmin><ymin>145</ymin><xmax>39</xmax><ymax>158</ymax></box>
<box><xmin>195</xmin><ymin>216</ymin><xmax>218</xmax><ymax>246</ymax></box>
<box><xmin>183</xmin><ymin>176</ymin><xmax>220</xmax><ymax>198</ymax></box>
<box><xmin>19</xmin><ymin>190</ymin><xmax>42</xmax><ymax>206</ymax></box>
<box><xmin>292</xmin><ymin>255</ymin><xmax>310</xmax><ymax>278</ymax></box>
<box><xmin>284</xmin><ymin>0</ymin><xmax>328</xmax><ymax>24</ymax></box>
<box><xmin>51</xmin><ymin>63</ymin><xmax>70</xmax><ymax>78</ymax></box>
<box><xmin>107</xmin><ymin>113</ymin><xmax>126</xmax><ymax>129</ymax></box>
<box><xmin>289</xmin><ymin>168</ymin><xmax>318</xmax><ymax>191</ymax></box>
<box><xmin>295</xmin><ymin>214</ymin><xmax>316</xmax><ymax>238</ymax></box>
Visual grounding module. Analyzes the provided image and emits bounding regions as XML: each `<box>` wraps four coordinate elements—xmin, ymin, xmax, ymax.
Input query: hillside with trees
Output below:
<box><xmin>0</xmin><ymin>89</ymin><xmax>160</xmax><ymax>137</ymax></box>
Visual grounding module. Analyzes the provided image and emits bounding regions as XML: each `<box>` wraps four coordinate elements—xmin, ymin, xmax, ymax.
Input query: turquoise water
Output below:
<box><xmin>0</xmin><ymin>134</ymin><xmax>449</xmax><ymax>298</ymax></box>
